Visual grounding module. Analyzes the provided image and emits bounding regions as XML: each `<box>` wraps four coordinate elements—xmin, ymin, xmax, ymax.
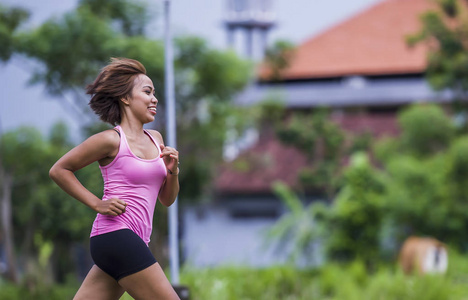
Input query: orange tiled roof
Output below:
<box><xmin>269</xmin><ymin>0</ymin><xmax>434</xmax><ymax>80</ymax></box>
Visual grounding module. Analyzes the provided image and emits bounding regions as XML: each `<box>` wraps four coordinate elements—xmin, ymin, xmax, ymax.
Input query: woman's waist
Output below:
<box><xmin>100</xmin><ymin>196</ymin><xmax>156</xmax><ymax>219</ymax></box>
<box><xmin>91</xmin><ymin>213</ymin><xmax>153</xmax><ymax>241</ymax></box>
<box><xmin>102</xmin><ymin>190</ymin><xmax>158</xmax><ymax>205</ymax></box>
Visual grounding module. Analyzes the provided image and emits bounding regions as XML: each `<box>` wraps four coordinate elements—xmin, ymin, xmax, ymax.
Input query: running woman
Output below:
<box><xmin>50</xmin><ymin>57</ymin><xmax>180</xmax><ymax>300</ymax></box>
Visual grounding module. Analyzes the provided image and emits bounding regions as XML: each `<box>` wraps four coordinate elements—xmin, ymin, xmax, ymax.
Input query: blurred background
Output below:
<box><xmin>2</xmin><ymin>0</ymin><xmax>468</xmax><ymax>299</ymax></box>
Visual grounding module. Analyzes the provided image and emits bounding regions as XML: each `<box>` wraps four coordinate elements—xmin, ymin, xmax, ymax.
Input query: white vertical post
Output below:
<box><xmin>163</xmin><ymin>0</ymin><xmax>180</xmax><ymax>284</ymax></box>
<box><xmin>245</xmin><ymin>27</ymin><xmax>253</xmax><ymax>58</ymax></box>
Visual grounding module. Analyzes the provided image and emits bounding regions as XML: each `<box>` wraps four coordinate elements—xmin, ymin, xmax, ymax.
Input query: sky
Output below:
<box><xmin>0</xmin><ymin>0</ymin><xmax>382</xmax><ymax>141</ymax></box>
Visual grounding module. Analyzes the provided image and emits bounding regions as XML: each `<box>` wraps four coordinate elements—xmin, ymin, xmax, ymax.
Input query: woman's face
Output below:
<box><xmin>126</xmin><ymin>74</ymin><xmax>158</xmax><ymax>124</ymax></box>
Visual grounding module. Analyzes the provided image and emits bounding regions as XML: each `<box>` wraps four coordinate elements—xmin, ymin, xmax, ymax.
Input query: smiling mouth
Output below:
<box><xmin>148</xmin><ymin>107</ymin><xmax>157</xmax><ymax>113</ymax></box>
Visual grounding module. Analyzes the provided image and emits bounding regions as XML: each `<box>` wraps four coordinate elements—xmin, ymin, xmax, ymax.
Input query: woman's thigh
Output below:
<box><xmin>118</xmin><ymin>262</ymin><xmax>180</xmax><ymax>300</ymax></box>
<box><xmin>74</xmin><ymin>265</ymin><xmax>125</xmax><ymax>300</ymax></box>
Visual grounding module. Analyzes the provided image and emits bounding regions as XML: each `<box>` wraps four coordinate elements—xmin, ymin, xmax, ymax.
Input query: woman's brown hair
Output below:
<box><xmin>87</xmin><ymin>57</ymin><xmax>147</xmax><ymax>125</ymax></box>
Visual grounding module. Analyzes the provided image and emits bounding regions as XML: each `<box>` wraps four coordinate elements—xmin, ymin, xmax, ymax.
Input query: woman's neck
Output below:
<box><xmin>119</xmin><ymin>119</ymin><xmax>145</xmax><ymax>138</ymax></box>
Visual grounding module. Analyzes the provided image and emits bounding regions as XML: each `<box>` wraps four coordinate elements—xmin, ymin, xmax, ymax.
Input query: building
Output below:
<box><xmin>225</xmin><ymin>0</ymin><xmax>276</xmax><ymax>59</ymax></box>
<box><xmin>183</xmin><ymin>0</ymin><xmax>451</xmax><ymax>267</ymax></box>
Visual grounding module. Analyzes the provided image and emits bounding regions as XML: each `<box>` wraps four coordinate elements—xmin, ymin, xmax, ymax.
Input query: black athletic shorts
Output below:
<box><xmin>90</xmin><ymin>229</ymin><xmax>157</xmax><ymax>281</ymax></box>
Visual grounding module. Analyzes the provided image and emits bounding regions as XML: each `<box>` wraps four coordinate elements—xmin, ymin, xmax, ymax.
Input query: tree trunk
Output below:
<box><xmin>1</xmin><ymin>171</ymin><xmax>19</xmax><ymax>283</ymax></box>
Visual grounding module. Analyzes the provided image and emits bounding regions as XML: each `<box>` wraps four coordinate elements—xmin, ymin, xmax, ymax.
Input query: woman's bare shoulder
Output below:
<box><xmin>54</xmin><ymin>129</ymin><xmax>121</xmax><ymax>171</ymax></box>
<box><xmin>80</xmin><ymin>129</ymin><xmax>120</xmax><ymax>154</ymax></box>
<box><xmin>88</xmin><ymin>129</ymin><xmax>120</xmax><ymax>144</ymax></box>
<box><xmin>147</xmin><ymin>129</ymin><xmax>164</xmax><ymax>145</ymax></box>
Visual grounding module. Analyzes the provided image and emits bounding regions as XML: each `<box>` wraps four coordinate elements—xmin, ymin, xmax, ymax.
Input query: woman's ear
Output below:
<box><xmin>120</xmin><ymin>97</ymin><xmax>130</xmax><ymax>106</ymax></box>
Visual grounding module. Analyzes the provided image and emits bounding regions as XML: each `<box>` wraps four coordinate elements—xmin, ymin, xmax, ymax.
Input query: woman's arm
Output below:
<box><xmin>149</xmin><ymin>130</ymin><xmax>180</xmax><ymax>207</ymax></box>
<box><xmin>49</xmin><ymin>130</ymin><xmax>127</xmax><ymax>216</ymax></box>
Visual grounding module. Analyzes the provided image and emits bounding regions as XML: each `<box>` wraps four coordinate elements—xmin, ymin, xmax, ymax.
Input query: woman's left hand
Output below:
<box><xmin>159</xmin><ymin>144</ymin><xmax>179</xmax><ymax>174</ymax></box>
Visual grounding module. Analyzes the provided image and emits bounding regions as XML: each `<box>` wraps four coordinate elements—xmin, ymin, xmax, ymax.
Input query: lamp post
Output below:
<box><xmin>163</xmin><ymin>0</ymin><xmax>180</xmax><ymax>285</ymax></box>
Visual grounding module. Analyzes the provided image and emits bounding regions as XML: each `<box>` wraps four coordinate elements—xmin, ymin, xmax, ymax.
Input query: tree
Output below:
<box><xmin>263</xmin><ymin>40</ymin><xmax>296</xmax><ymax>81</ymax></box>
<box><xmin>0</xmin><ymin>126</ymin><xmax>55</xmax><ymax>283</ymax></box>
<box><xmin>0</xmin><ymin>4</ymin><xmax>29</xmax><ymax>61</ymax></box>
<box><xmin>0</xmin><ymin>123</ymin><xmax>101</xmax><ymax>284</ymax></box>
<box><xmin>267</xmin><ymin>153</ymin><xmax>386</xmax><ymax>267</ymax></box>
<box><xmin>275</xmin><ymin>108</ymin><xmax>345</xmax><ymax>198</ymax></box>
<box><xmin>324</xmin><ymin>153</ymin><xmax>385</xmax><ymax>266</ymax></box>
<box><xmin>268</xmin><ymin>103</ymin><xmax>468</xmax><ymax>266</ymax></box>
<box><xmin>0</xmin><ymin>129</ymin><xmax>19</xmax><ymax>283</ymax></box>
<box><xmin>408</xmin><ymin>0</ymin><xmax>468</xmax><ymax>132</ymax></box>
<box><xmin>14</xmin><ymin>1</ymin><xmax>165</xmax><ymax>121</ymax></box>
<box><xmin>173</xmin><ymin>36</ymin><xmax>252</xmax><ymax>202</ymax></box>
<box><xmin>374</xmin><ymin>104</ymin><xmax>468</xmax><ymax>250</ymax></box>
<box><xmin>398</xmin><ymin>103</ymin><xmax>455</xmax><ymax>157</ymax></box>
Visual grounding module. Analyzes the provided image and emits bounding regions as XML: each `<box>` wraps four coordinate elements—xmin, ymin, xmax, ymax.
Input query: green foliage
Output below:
<box><xmin>372</xmin><ymin>103</ymin><xmax>454</xmax><ymax>164</ymax></box>
<box><xmin>275</xmin><ymin>108</ymin><xmax>345</xmax><ymax>195</ymax></box>
<box><xmin>264</xmin><ymin>39</ymin><xmax>296</xmax><ymax>81</ymax></box>
<box><xmin>2</xmin><ymin>125</ymin><xmax>95</xmax><ymax>242</ymax></box>
<box><xmin>253</xmin><ymin>96</ymin><xmax>286</xmax><ymax>124</ymax></box>
<box><xmin>324</xmin><ymin>153</ymin><xmax>385</xmax><ymax>265</ymax></box>
<box><xmin>266</xmin><ymin>181</ymin><xmax>323</xmax><ymax>264</ymax></box>
<box><xmin>177</xmin><ymin>101</ymin><xmax>249</xmax><ymax>202</ymax></box>
<box><xmin>373</xmin><ymin>136</ymin><xmax>399</xmax><ymax>164</ymax></box>
<box><xmin>348</xmin><ymin>130</ymin><xmax>373</xmax><ymax>153</ymax></box>
<box><xmin>1</xmin><ymin>124</ymin><xmax>98</xmax><ymax>283</ymax></box>
<box><xmin>269</xmin><ymin>156</ymin><xmax>386</xmax><ymax>266</ymax></box>
<box><xmin>181</xmin><ymin>265</ymin><xmax>318</xmax><ymax>300</ymax></box>
<box><xmin>276</xmin><ymin>113</ymin><xmax>316</xmax><ymax>157</ymax></box>
<box><xmin>1</xmin><ymin>127</ymin><xmax>48</xmax><ymax>175</ymax></box>
<box><xmin>15</xmin><ymin>2</ymin><xmax>165</xmax><ymax>101</ymax></box>
<box><xmin>446</xmin><ymin>136</ymin><xmax>468</xmax><ymax>201</ymax></box>
<box><xmin>4</xmin><ymin>251</ymin><xmax>468</xmax><ymax>299</ymax></box>
<box><xmin>439</xmin><ymin>0</ymin><xmax>458</xmax><ymax>17</ymax></box>
<box><xmin>175</xmin><ymin>36</ymin><xmax>251</xmax><ymax>103</ymax></box>
<box><xmin>180</xmin><ymin>251</ymin><xmax>468</xmax><ymax>300</ymax></box>
<box><xmin>398</xmin><ymin>103</ymin><xmax>455</xmax><ymax>156</ymax></box>
<box><xmin>171</xmin><ymin>38</ymin><xmax>252</xmax><ymax>202</ymax></box>
<box><xmin>376</xmin><ymin>153</ymin><xmax>468</xmax><ymax>251</ymax></box>
<box><xmin>0</xmin><ymin>278</ymin><xmax>79</xmax><ymax>300</ymax></box>
<box><xmin>78</xmin><ymin>0</ymin><xmax>152</xmax><ymax>36</ymax></box>
<box><xmin>408</xmin><ymin>0</ymin><xmax>468</xmax><ymax>98</ymax></box>
<box><xmin>0</xmin><ymin>5</ymin><xmax>29</xmax><ymax>61</ymax></box>
<box><xmin>372</xmin><ymin>105</ymin><xmax>468</xmax><ymax>249</ymax></box>
<box><xmin>270</xmin><ymin>103</ymin><xmax>468</xmax><ymax>266</ymax></box>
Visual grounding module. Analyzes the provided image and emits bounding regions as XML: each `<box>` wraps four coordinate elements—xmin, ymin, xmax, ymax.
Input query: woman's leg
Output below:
<box><xmin>118</xmin><ymin>262</ymin><xmax>180</xmax><ymax>300</ymax></box>
<box><xmin>74</xmin><ymin>265</ymin><xmax>125</xmax><ymax>300</ymax></box>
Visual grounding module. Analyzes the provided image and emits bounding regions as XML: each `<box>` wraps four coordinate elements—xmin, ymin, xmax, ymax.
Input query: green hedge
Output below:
<box><xmin>0</xmin><ymin>281</ymin><xmax>78</xmax><ymax>300</ymax></box>
<box><xmin>2</xmin><ymin>250</ymin><xmax>468</xmax><ymax>299</ymax></box>
<box><xmin>181</xmin><ymin>250</ymin><xmax>468</xmax><ymax>300</ymax></box>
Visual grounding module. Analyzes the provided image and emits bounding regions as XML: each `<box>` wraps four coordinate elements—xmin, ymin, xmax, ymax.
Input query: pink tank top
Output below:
<box><xmin>90</xmin><ymin>126</ymin><xmax>167</xmax><ymax>245</ymax></box>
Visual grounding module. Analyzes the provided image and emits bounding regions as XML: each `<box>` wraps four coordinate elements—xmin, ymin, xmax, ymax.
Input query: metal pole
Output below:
<box><xmin>245</xmin><ymin>27</ymin><xmax>253</xmax><ymax>58</ymax></box>
<box><xmin>164</xmin><ymin>0</ymin><xmax>180</xmax><ymax>284</ymax></box>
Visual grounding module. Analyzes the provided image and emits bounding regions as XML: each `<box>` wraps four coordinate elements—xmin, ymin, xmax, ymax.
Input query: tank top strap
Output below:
<box><xmin>114</xmin><ymin>125</ymin><xmax>132</xmax><ymax>156</ymax></box>
<box><xmin>143</xmin><ymin>129</ymin><xmax>161</xmax><ymax>156</ymax></box>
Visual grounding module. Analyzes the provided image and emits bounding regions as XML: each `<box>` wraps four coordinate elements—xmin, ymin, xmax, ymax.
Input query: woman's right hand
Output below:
<box><xmin>96</xmin><ymin>198</ymin><xmax>127</xmax><ymax>216</ymax></box>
